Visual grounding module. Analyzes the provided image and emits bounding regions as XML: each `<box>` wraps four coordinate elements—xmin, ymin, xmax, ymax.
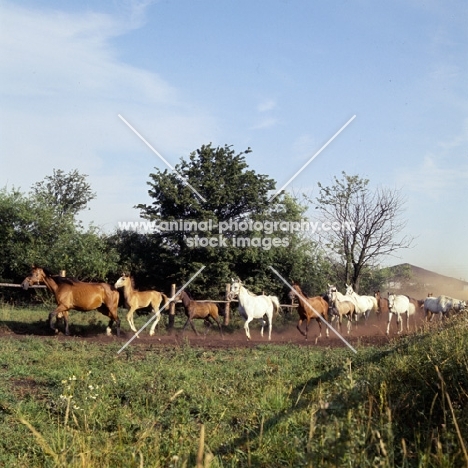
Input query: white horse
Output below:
<box><xmin>345</xmin><ymin>284</ymin><xmax>378</xmax><ymax>321</ymax></box>
<box><xmin>327</xmin><ymin>284</ymin><xmax>355</xmax><ymax>334</ymax></box>
<box><xmin>228</xmin><ymin>279</ymin><xmax>280</xmax><ymax>340</ymax></box>
<box><xmin>425</xmin><ymin>295</ymin><xmax>466</xmax><ymax>321</ymax></box>
<box><xmin>387</xmin><ymin>293</ymin><xmax>415</xmax><ymax>334</ymax></box>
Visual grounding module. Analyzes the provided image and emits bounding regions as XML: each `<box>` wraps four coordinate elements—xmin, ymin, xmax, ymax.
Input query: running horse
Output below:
<box><xmin>327</xmin><ymin>285</ymin><xmax>355</xmax><ymax>334</ymax></box>
<box><xmin>114</xmin><ymin>274</ymin><xmax>169</xmax><ymax>336</ymax></box>
<box><xmin>174</xmin><ymin>290</ymin><xmax>223</xmax><ymax>336</ymax></box>
<box><xmin>345</xmin><ymin>284</ymin><xmax>378</xmax><ymax>321</ymax></box>
<box><xmin>374</xmin><ymin>291</ymin><xmax>389</xmax><ymax>315</ymax></box>
<box><xmin>387</xmin><ymin>293</ymin><xmax>415</xmax><ymax>334</ymax></box>
<box><xmin>228</xmin><ymin>278</ymin><xmax>280</xmax><ymax>340</ymax></box>
<box><xmin>289</xmin><ymin>283</ymin><xmax>329</xmax><ymax>340</ymax></box>
<box><xmin>21</xmin><ymin>266</ymin><xmax>120</xmax><ymax>336</ymax></box>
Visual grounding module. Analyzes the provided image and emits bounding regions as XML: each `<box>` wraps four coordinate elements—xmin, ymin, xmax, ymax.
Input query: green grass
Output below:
<box><xmin>0</xmin><ymin>306</ymin><xmax>467</xmax><ymax>467</ymax></box>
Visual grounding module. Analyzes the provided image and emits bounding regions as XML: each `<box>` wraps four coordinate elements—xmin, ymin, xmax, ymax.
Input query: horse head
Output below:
<box><xmin>387</xmin><ymin>293</ymin><xmax>396</xmax><ymax>310</ymax></box>
<box><xmin>327</xmin><ymin>284</ymin><xmax>338</xmax><ymax>298</ymax></box>
<box><xmin>288</xmin><ymin>283</ymin><xmax>301</xmax><ymax>302</ymax></box>
<box><xmin>115</xmin><ymin>275</ymin><xmax>129</xmax><ymax>289</ymax></box>
<box><xmin>345</xmin><ymin>284</ymin><xmax>354</xmax><ymax>296</ymax></box>
<box><xmin>21</xmin><ymin>266</ymin><xmax>46</xmax><ymax>290</ymax></box>
<box><xmin>228</xmin><ymin>278</ymin><xmax>243</xmax><ymax>300</ymax></box>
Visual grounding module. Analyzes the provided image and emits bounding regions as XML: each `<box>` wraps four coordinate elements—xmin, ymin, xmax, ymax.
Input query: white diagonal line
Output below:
<box><xmin>117</xmin><ymin>265</ymin><xmax>206</xmax><ymax>354</ymax></box>
<box><xmin>118</xmin><ymin>114</ymin><xmax>207</xmax><ymax>203</ymax></box>
<box><xmin>269</xmin><ymin>266</ymin><xmax>357</xmax><ymax>354</ymax></box>
<box><xmin>268</xmin><ymin>115</ymin><xmax>356</xmax><ymax>203</ymax></box>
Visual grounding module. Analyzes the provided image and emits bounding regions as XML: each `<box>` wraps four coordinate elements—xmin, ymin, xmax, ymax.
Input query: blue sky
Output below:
<box><xmin>1</xmin><ymin>0</ymin><xmax>467</xmax><ymax>281</ymax></box>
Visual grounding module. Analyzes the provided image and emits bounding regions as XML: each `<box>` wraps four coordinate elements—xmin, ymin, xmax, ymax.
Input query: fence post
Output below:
<box><xmin>224</xmin><ymin>283</ymin><xmax>231</xmax><ymax>326</ymax></box>
<box><xmin>168</xmin><ymin>283</ymin><xmax>176</xmax><ymax>330</ymax></box>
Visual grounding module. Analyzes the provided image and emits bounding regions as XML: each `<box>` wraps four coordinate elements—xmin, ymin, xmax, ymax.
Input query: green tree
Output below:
<box><xmin>0</xmin><ymin>186</ymin><xmax>118</xmax><ymax>286</ymax></box>
<box><xmin>314</xmin><ymin>172</ymin><xmax>413</xmax><ymax>292</ymax></box>
<box><xmin>127</xmin><ymin>144</ymin><xmax>330</xmax><ymax>301</ymax></box>
<box><xmin>30</xmin><ymin>169</ymin><xmax>96</xmax><ymax>219</ymax></box>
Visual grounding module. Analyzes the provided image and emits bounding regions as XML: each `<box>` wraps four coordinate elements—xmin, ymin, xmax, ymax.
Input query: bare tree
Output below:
<box><xmin>315</xmin><ymin>172</ymin><xmax>413</xmax><ymax>292</ymax></box>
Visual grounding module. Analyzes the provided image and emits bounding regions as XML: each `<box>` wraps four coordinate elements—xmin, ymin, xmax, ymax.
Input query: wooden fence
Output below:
<box><xmin>167</xmin><ymin>283</ymin><xmax>296</xmax><ymax>327</ymax></box>
<box><xmin>0</xmin><ymin>281</ymin><xmax>296</xmax><ymax>327</ymax></box>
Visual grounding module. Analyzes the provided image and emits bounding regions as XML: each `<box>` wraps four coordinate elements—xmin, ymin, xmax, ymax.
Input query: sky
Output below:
<box><xmin>1</xmin><ymin>0</ymin><xmax>467</xmax><ymax>281</ymax></box>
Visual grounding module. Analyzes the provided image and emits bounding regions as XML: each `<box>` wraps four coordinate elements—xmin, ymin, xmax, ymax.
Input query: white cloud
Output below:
<box><xmin>257</xmin><ymin>99</ymin><xmax>277</xmax><ymax>113</ymax></box>
<box><xmin>0</xmin><ymin>2</ymin><xmax>218</xmax><ymax>229</ymax></box>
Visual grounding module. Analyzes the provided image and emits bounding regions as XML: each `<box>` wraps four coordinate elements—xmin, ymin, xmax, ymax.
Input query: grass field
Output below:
<box><xmin>0</xmin><ymin>305</ymin><xmax>467</xmax><ymax>467</ymax></box>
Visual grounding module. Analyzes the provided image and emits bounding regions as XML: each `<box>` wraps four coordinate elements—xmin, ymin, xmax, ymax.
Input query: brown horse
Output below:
<box><xmin>21</xmin><ymin>267</ymin><xmax>120</xmax><ymax>336</ymax></box>
<box><xmin>175</xmin><ymin>290</ymin><xmax>223</xmax><ymax>336</ymax></box>
<box><xmin>114</xmin><ymin>274</ymin><xmax>169</xmax><ymax>336</ymax></box>
<box><xmin>374</xmin><ymin>291</ymin><xmax>389</xmax><ymax>315</ymax></box>
<box><xmin>289</xmin><ymin>283</ymin><xmax>329</xmax><ymax>339</ymax></box>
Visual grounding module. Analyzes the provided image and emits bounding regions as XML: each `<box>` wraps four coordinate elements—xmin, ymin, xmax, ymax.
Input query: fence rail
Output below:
<box><xmin>0</xmin><ymin>283</ymin><xmax>46</xmax><ymax>288</ymax></box>
<box><xmin>0</xmin><ymin>282</ymin><xmax>296</xmax><ymax>327</ymax></box>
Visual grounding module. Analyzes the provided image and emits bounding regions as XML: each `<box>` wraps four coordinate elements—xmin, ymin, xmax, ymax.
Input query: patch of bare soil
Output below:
<box><xmin>0</xmin><ymin>310</ymin><xmax>430</xmax><ymax>350</ymax></box>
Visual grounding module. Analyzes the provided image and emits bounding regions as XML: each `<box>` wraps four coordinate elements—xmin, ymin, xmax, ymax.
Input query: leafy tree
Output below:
<box><xmin>314</xmin><ymin>172</ymin><xmax>413</xmax><ymax>292</ymax></box>
<box><xmin>126</xmin><ymin>144</ymin><xmax>330</xmax><ymax>302</ymax></box>
<box><xmin>30</xmin><ymin>169</ymin><xmax>96</xmax><ymax>219</ymax></box>
<box><xmin>0</xmin><ymin>186</ymin><xmax>118</xmax><ymax>287</ymax></box>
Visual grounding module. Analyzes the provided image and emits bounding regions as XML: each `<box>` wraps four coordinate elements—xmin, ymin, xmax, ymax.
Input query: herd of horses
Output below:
<box><xmin>20</xmin><ymin>266</ymin><xmax>467</xmax><ymax>341</ymax></box>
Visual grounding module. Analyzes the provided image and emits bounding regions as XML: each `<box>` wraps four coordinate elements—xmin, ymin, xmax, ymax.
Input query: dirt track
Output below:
<box><xmin>0</xmin><ymin>311</ymin><xmax>429</xmax><ymax>350</ymax></box>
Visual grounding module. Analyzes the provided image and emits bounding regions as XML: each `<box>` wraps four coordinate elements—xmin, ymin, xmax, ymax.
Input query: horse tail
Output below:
<box><xmin>271</xmin><ymin>296</ymin><xmax>281</xmax><ymax>316</ymax></box>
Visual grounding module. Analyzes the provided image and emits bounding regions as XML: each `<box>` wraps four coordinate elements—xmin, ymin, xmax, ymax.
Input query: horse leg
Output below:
<box><xmin>296</xmin><ymin>319</ymin><xmax>306</xmax><ymax>338</ymax></box>
<box><xmin>244</xmin><ymin>317</ymin><xmax>252</xmax><ymax>340</ymax></box>
<box><xmin>267</xmin><ymin>313</ymin><xmax>272</xmax><ymax>340</ymax></box>
<box><xmin>113</xmin><ymin>316</ymin><xmax>121</xmax><ymax>337</ymax></box>
<box><xmin>149</xmin><ymin>309</ymin><xmax>161</xmax><ymax>336</ymax></box>
<box><xmin>189</xmin><ymin>317</ymin><xmax>199</xmax><ymax>336</ymax></box>
<box><xmin>211</xmin><ymin>315</ymin><xmax>223</xmax><ymax>337</ymax></box>
<box><xmin>386</xmin><ymin>312</ymin><xmax>392</xmax><ymax>335</ymax></box>
<box><xmin>397</xmin><ymin>314</ymin><xmax>402</xmax><ymax>334</ymax></box>
<box><xmin>126</xmin><ymin>308</ymin><xmax>138</xmax><ymax>334</ymax></box>
<box><xmin>304</xmin><ymin>318</ymin><xmax>310</xmax><ymax>340</ymax></box>
<box><xmin>49</xmin><ymin>305</ymin><xmax>67</xmax><ymax>334</ymax></box>
<box><xmin>203</xmin><ymin>317</ymin><xmax>213</xmax><ymax>335</ymax></box>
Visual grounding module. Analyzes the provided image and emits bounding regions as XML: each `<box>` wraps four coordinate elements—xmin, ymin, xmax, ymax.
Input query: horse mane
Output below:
<box><xmin>37</xmin><ymin>267</ymin><xmax>79</xmax><ymax>285</ymax></box>
<box><xmin>52</xmin><ymin>275</ymin><xmax>79</xmax><ymax>285</ymax></box>
<box><xmin>246</xmin><ymin>288</ymin><xmax>258</xmax><ymax>297</ymax></box>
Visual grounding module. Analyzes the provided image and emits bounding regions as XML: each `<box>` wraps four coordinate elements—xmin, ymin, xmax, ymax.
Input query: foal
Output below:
<box><xmin>176</xmin><ymin>290</ymin><xmax>223</xmax><ymax>336</ymax></box>
<box><xmin>114</xmin><ymin>274</ymin><xmax>168</xmax><ymax>336</ymax></box>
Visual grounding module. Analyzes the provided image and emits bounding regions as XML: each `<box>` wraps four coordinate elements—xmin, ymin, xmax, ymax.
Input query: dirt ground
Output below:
<box><xmin>0</xmin><ymin>309</ymin><xmax>430</xmax><ymax>350</ymax></box>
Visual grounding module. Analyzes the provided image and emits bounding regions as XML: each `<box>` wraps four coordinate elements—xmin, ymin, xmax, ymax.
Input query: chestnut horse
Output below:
<box><xmin>114</xmin><ymin>274</ymin><xmax>169</xmax><ymax>336</ymax></box>
<box><xmin>374</xmin><ymin>291</ymin><xmax>389</xmax><ymax>315</ymax></box>
<box><xmin>21</xmin><ymin>267</ymin><xmax>120</xmax><ymax>336</ymax></box>
<box><xmin>175</xmin><ymin>290</ymin><xmax>223</xmax><ymax>336</ymax></box>
<box><xmin>289</xmin><ymin>283</ymin><xmax>329</xmax><ymax>340</ymax></box>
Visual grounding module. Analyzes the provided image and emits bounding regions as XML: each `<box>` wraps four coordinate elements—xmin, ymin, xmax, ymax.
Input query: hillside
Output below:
<box><xmin>384</xmin><ymin>263</ymin><xmax>468</xmax><ymax>300</ymax></box>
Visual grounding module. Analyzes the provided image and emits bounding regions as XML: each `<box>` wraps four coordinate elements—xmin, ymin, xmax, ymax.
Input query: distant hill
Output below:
<box><xmin>383</xmin><ymin>263</ymin><xmax>468</xmax><ymax>300</ymax></box>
